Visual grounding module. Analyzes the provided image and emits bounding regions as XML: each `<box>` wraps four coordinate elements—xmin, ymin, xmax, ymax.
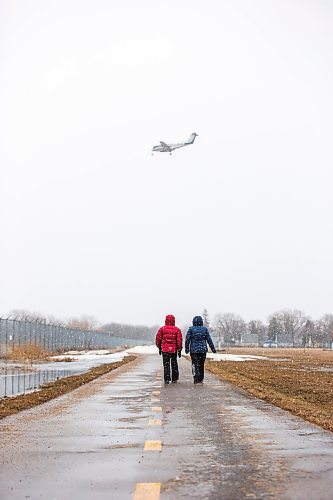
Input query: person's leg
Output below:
<box><xmin>162</xmin><ymin>353</ymin><xmax>171</xmax><ymax>384</ymax></box>
<box><xmin>198</xmin><ymin>353</ymin><xmax>207</xmax><ymax>382</ymax></box>
<box><xmin>170</xmin><ymin>353</ymin><xmax>179</xmax><ymax>382</ymax></box>
<box><xmin>191</xmin><ymin>353</ymin><xmax>200</xmax><ymax>383</ymax></box>
<box><xmin>190</xmin><ymin>354</ymin><xmax>195</xmax><ymax>382</ymax></box>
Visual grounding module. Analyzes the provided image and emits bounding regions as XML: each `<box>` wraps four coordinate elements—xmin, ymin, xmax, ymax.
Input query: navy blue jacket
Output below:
<box><xmin>185</xmin><ymin>316</ymin><xmax>216</xmax><ymax>354</ymax></box>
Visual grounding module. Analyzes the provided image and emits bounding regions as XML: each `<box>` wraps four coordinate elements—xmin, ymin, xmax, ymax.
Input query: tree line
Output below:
<box><xmin>7</xmin><ymin>308</ymin><xmax>333</xmax><ymax>347</ymax></box>
<box><xmin>7</xmin><ymin>309</ymin><xmax>158</xmax><ymax>341</ymax></box>
<box><xmin>212</xmin><ymin>309</ymin><xmax>333</xmax><ymax>347</ymax></box>
<box><xmin>99</xmin><ymin>322</ymin><xmax>158</xmax><ymax>340</ymax></box>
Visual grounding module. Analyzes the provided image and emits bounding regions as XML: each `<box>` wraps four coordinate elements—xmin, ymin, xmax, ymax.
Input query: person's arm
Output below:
<box><xmin>185</xmin><ymin>328</ymin><xmax>192</xmax><ymax>354</ymax></box>
<box><xmin>177</xmin><ymin>328</ymin><xmax>183</xmax><ymax>357</ymax></box>
<box><xmin>155</xmin><ymin>327</ymin><xmax>163</xmax><ymax>354</ymax></box>
<box><xmin>206</xmin><ymin>328</ymin><xmax>216</xmax><ymax>353</ymax></box>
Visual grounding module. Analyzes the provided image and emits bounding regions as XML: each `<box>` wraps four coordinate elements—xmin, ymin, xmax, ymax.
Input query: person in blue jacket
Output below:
<box><xmin>185</xmin><ymin>315</ymin><xmax>216</xmax><ymax>384</ymax></box>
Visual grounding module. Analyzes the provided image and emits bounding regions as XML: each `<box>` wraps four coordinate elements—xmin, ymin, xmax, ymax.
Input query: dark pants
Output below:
<box><xmin>191</xmin><ymin>352</ymin><xmax>206</xmax><ymax>383</ymax></box>
<box><xmin>162</xmin><ymin>352</ymin><xmax>179</xmax><ymax>383</ymax></box>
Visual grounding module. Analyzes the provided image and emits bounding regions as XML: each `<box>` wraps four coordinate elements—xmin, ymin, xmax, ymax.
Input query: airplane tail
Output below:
<box><xmin>185</xmin><ymin>132</ymin><xmax>198</xmax><ymax>144</ymax></box>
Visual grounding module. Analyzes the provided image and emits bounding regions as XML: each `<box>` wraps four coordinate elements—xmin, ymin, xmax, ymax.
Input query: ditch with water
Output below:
<box><xmin>0</xmin><ymin>361</ymin><xmax>90</xmax><ymax>398</ymax></box>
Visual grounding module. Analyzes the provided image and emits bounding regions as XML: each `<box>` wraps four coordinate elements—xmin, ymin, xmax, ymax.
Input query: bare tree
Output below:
<box><xmin>100</xmin><ymin>321</ymin><xmax>157</xmax><ymax>341</ymax></box>
<box><xmin>300</xmin><ymin>319</ymin><xmax>316</xmax><ymax>347</ymax></box>
<box><xmin>267</xmin><ymin>316</ymin><xmax>282</xmax><ymax>343</ymax></box>
<box><xmin>9</xmin><ymin>309</ymin><xmax>46</xmax><ymax>321</ymax></box>
<box><xmin>248</xmin><ymin>320</ymin><xmax>267</xmax><ymax>344</ymax></box>
<box><xmin>270</xmin><ymin>309</ymin><xmax>307</xmax><ymax>346</ymax></box>
<box><xmin>67</xmin><ymin>315</ymin><xmax>100</xmax><ymax>331</ymax></box>
<box><xmin>9</xmin><ymin>309</ymin><xmax>63</xmax><ymax>324</ymax></box>
<box><xmin>214</xmin><ymin>313</ymin><xmax>246</xmax><ymax>347</ymax></box>
<box><xmin>315</xmin><ymin>314</ymin><xmax>333</xmax><ymax>347</ymax></box>
<box><xmin>202</xmin><ymin>308</ymin><xmax>210</xmax><ymax>328</ymax></box>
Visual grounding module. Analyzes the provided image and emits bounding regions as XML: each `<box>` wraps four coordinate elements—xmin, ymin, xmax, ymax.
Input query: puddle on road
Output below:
<box><xmin>102</xmin><ymin>443</ymin><xmax>140</xmax><ymax>449</ymax></box>
<box><xmin>118</xmin><ymin>415</ymin><xmax>147</xmax><ymax>423</ymax></box>
<box><xmin>107</xmin><ymin>394</ymin><xmax>147</xmax><ymax>401</ymax></box>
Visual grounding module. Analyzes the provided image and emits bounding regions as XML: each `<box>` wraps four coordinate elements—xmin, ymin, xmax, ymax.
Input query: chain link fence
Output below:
<box><xmin>0</xmin><ymin>317</ymin><xmax>151</xmax><ymax>357</ymax></box>
<box><xmin>0</xmin><ymin>317</ymin><xmax>152</xmax><ymax>398</ymax></box>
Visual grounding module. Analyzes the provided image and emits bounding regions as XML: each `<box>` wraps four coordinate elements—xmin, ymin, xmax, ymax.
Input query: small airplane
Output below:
<box><xmin>151</xmin><ymin>132</ymin><xmax>198</xmax><ymax>155</ymax></box>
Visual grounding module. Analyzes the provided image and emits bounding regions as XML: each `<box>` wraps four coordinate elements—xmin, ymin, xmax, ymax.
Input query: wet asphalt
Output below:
<box><xmin>0</xmin><ymin>354</ymin><xmax>333</xmax><ymax>500</ymax></box>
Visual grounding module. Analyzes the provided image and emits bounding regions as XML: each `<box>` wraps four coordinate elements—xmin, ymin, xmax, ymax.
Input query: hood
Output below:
<box><xmin>165</xmin><ymin>314</ymin><xmax>175</xmax><ymax>326</ymax></box>
<box><xmin>192</xmin><ymin>316</ymin><xmax>203</xmax><ymax>326</ymax></box>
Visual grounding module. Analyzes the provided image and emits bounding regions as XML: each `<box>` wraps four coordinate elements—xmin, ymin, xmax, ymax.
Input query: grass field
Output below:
<box><xmin>206</xmin><ymin>348</ymin><xmax>333</xmax><ymax>432</ymax></box>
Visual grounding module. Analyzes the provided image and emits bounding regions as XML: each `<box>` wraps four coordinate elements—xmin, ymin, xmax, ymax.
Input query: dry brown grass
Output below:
<box><xmin>0</xmin><ymin>355</ymin><xmax>136</xmax><ymax>420</ymax></box>
<box><xmin>206</xmin><ymin>348</ymin><xmax>333</xmax><ymax>433</ymax></box>
<box><xmin>4</xmin><ymin>343</ymin><xmax>51</xmax><ymax>362</ymax></box>
<box><xmin>227</xmin><ymin>347</ymin><xmax>333</xmax><ymax>364</ymax></box>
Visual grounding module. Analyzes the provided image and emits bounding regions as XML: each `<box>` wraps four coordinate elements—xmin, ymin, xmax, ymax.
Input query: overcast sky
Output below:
<box><xmin>1</xmin><ymin>0</ymin><xmax>332</xmax><ymax>326</ymax></box>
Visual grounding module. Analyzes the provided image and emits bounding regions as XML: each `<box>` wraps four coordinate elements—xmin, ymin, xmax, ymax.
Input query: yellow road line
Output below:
<box><xmin>151</xmin><ymin>406</ymin><xmax>162</xmax><ymax>412</ymax></box>
<box><xmin>151</xmin><ymin>397</ymin><xmax>160</xmax><ymax>403</ymax></box>
<box><xmin>148</xmin><ymin>418</ymin><xmax>161</xmax><ymax>426</ymax></box>
<box><xmin>133</xmin><ymin>482</ymin><xmax>161</xmax><ymax>500</ymax></box>
<box><xmin>152</xmin><ymin>390</ymin><xmax>160</xmax><ymax>396</ymax></box>
<box><xmin>144</xmin><ymin>440</ymin><xmax>162</xmax><ymax>451</ymax></box>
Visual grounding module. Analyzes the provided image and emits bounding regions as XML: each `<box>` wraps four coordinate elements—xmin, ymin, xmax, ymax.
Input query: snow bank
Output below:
<box><xmin>206</xmin><ymin>353</ymin><xmax>268</xmax><ymax>362</ymax></box>
<box><xmin>126</xmin><ymin>345</ymin><xmax>158</xmax><ymax>355</ymax></box>
<box><xmin>54</xmin><ymin>350</ymin><xmax>129</xmax><ymax>362</ymax></box>
<box><xmin>50</xmin><ymin>350</ymin><xmax>129</xmax><ymax>371</ymax></box>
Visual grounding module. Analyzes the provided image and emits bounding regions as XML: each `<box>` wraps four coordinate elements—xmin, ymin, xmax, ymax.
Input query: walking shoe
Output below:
<box><xmin>164</xmin><ymin>380</ymin><xmax>170</xmax><ymax>385</ymax></box>
<box><xmin>172</xmin><ymin>380</ymin><xmax>177</xmax><ymax>383</ymax></box>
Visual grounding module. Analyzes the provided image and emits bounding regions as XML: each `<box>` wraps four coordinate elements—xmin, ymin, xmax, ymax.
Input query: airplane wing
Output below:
<box><xmin>160</xmin><ymin>141</ymin><xmax>172</xmax><ymax>152</ymax></box>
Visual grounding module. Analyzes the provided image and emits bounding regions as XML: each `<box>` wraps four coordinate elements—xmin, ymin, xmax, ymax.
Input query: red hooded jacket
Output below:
<box><xmin>155</xmin><ymin>315</ymin><xmax>182</xmax><ymax>354</ymax></box>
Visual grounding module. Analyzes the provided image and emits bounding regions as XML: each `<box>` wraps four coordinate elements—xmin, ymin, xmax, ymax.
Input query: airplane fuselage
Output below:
<box><xmin>151</xmin><ymin>132</ymin><xmax>198</xmax><ymax>154</ymax></box>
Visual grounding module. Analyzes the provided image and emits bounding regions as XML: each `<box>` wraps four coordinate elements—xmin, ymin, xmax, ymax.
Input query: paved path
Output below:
<box><xmin>0</xmin><ymin>355</ymin><xmax>333</xmax><ymax>499</ymax></box>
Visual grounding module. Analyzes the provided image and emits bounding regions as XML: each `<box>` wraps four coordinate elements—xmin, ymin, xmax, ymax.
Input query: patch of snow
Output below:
<box><xmin>123</xmin><ymin>345</ymin><xmax>269</xmax><ymax>360</ymax></box>
<box><xmin>122</xmin><ymin>345</ymin><xmax>269</xmax><ymax>361</ymax></box>
<box><xmin>53</xmin><ymin>350</ymin><xmax>129</xmax><ymax>362</ymax></box>
<box><xmin>46</xmin><ymin>351</ymin><xmax>130</xmax><ymax>375</ymax></box>
<box><xmin>206</xmin><ymin>353</ymin><xmax>268</xmax><ymax>361</ymax></box>
<box><xmin>126</xmin><ymin>345</ymin><xmax>158</xmax><ymax>355</ymax></box>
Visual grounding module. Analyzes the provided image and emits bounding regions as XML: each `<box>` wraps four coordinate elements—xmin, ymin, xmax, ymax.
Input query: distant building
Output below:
<box><xmin>240</xmin><ymin>332</ymin><xmax>259</xmax><ymax>346</ymax></box>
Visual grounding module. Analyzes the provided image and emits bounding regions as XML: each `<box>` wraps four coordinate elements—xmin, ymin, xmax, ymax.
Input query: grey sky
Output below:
<box><xmin>1</xmin><ymin>0</ymin><xmax>332</xmax><ymax>326</ymax></box>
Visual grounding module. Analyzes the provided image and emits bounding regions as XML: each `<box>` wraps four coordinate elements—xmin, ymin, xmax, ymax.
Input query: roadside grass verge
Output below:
<box><xmin>206</xmin><ymin>348</ymin><xmax>333</xmax><ymax>433</ymax></box>
<box><xmin>0</xmin><ymin>355</ymin><xmax>136</xmax><ymax>420</ymax></box>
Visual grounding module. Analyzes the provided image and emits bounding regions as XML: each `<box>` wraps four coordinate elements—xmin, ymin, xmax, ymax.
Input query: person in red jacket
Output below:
<box><xmin>155</xmin><ymin>314</ymin><xmax>182</xmax><ymax>384</ymax></box>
